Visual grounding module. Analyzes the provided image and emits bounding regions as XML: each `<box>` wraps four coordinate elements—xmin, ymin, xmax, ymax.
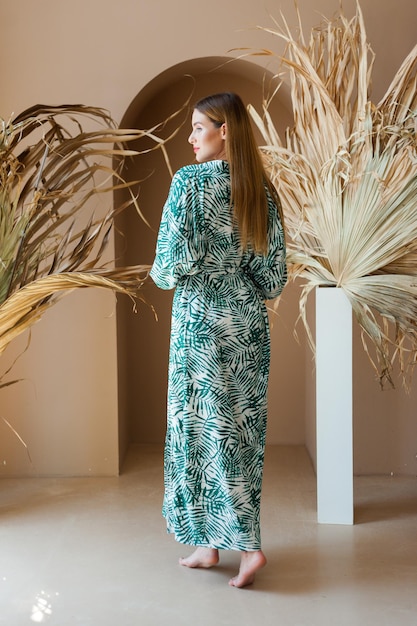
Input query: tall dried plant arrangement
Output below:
<box><xmin>248</xmin><ymin>3</ymin><xmax>417</xmax><ymax>387</ymax></box>
<box><xmin>0</xmin><ymin>104</ymin><xmax>176</xmax><ymax>382</ymax></box>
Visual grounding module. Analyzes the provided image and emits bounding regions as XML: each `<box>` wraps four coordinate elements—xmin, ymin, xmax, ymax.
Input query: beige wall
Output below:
<box><xmin>0</xmin><ymin>289</ymin><xmax>120</xmax><ymax>476</ymax></box>
<box><xmin>1</xmin><ymin>0</ymin><xmax>417</xmax><ymax>476</ymax></box>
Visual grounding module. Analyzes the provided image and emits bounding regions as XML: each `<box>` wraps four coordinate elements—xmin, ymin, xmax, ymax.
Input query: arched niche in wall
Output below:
<box><xmin>115</xmin><ymin>56</ymin><xmax>297</xmax><ymax>465</ymax></box>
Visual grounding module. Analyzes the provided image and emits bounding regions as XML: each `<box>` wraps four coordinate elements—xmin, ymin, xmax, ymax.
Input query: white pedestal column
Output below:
<box><xmin>316</xmin><ymin>286</ymin><xmax>353</xmax><ymax>525</ymax></box>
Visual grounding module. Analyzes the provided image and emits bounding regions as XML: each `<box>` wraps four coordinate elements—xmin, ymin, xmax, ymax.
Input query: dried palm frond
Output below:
<box><xmin>249</xmin><ymin>2</ymin><xmax>417</xmax><ymax>387</ymax></box>
<box><xmin>0</xmin><ymin>269</ymin><xmax>149</xmax><ymax>355</ymax></box>
<box><xmin>0</xmin><ymin>103</ymin><xmax>180</xmax><ymax>362</ymax></box>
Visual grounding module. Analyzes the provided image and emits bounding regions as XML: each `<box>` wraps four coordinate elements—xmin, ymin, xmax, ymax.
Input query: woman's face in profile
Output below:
<box><xmin>188</xmin><ymin>109</ymin><xmax>227</xmax><ymax>163</ymax></box>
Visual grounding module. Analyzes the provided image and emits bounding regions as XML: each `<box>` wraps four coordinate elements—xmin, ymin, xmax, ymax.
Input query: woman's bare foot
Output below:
<box><xmin>179</xmin><ymin>547</ymin><xmax>219</xmax><ymax>569</ymax></box>
<box><xmin>228</xmin><ymin>550</ymin><xmax>267</xmax><ymax>588</ymax></box>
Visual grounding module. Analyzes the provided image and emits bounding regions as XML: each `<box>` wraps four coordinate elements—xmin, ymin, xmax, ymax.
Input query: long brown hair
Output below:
<box><xmin>193</xmin><ymin>92</ymin><xmax>284</xmax><ymax>255</ymax></box>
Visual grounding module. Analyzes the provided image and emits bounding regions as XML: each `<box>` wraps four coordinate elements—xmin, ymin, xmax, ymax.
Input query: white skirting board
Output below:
<box><xmin>316</xmin><ymin>286</ymin><xmax>354</xmax><ymax>525</ymax></box>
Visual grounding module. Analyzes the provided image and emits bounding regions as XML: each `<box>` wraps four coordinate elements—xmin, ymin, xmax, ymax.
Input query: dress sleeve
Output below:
<box><xmin>150</xmin><ymin>169</ymin><xmax>202</xmax><ymax>290</ymax></box>
<box><xmin>246</xmin><ymin>195</ymin><xmax>287</xmax><ymax>300</ymax></box>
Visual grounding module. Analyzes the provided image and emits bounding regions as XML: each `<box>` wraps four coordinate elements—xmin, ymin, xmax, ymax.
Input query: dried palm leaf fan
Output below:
<box><xmin>0</xmin><ymin>104</ymin><xmax>179</xmax><ymax>364</ymax></box>
<box><xmin>249</xmin><ymin>2</ymin><xmax>417</xmax><ymax>387</ymax></box>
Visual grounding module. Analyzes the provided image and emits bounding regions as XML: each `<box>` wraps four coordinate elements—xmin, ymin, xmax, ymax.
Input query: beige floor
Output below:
<box><xmin>1</xmin><ymin>445</ymin><xmax>416</xmax><ymax>626</ymax></box>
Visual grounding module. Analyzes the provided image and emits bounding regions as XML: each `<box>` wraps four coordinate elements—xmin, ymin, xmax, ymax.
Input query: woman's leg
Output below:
<box><xmin>179</xmin><ymin>547</ymin><xmax>219</xmax><ymax>568</ymax></box>
<box><xmin>228</xmin><ymin>550</ymin><xmax>267</xmax><ymax>588</ymax></box>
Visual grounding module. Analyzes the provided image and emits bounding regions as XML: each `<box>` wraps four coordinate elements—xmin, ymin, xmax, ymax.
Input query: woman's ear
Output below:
<box><xmin>221</xmin><ymin>123</ymin><xmax>227</xmax><ymax>139</ymax></box>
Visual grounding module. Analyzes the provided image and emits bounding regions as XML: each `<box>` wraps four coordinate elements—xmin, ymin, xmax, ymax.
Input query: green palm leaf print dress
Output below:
<box><xmin>150</xmin><ymin>160</ymin><xmax>287</xmax><ymax>551</ymax></box>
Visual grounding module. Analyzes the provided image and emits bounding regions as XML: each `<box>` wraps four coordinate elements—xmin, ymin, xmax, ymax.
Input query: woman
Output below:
<box><xmin>150</xmin><ymin>92</ymin><xmax>287</xmax><ymax>588</ymax></box>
